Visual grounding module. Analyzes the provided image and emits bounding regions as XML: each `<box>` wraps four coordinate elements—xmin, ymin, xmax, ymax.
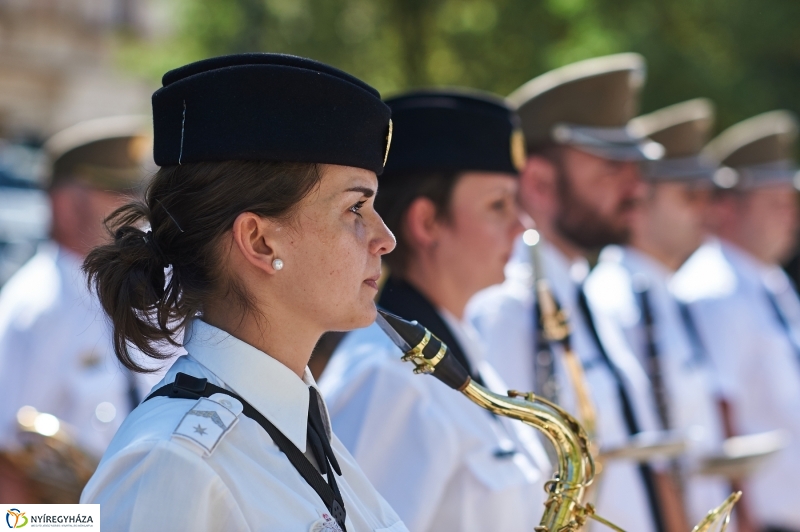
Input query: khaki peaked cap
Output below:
<box><xmin>45</xmin><ymin>115</ymin><xmax>154</xmax><ymax>191</ymax></box>
<box><xmin>629</xmin><ymin>98</ymin><xmax>717</xmax><ymax>182</ymax></box>
<box><xmin>703</xmin><ymin>110</ymin><xmax>798</xmax><ymax>190</ymax></box>
<box><xmin>508</xmin><ymin>53</ymin><xmax>662</xmax><ymax>161</ymax></box>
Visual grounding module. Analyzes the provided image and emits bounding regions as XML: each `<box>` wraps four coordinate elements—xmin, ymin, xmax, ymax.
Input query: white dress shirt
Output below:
<box><xmin>468</xmin><ymin>239</ymin><xmax>661</xmax><ymax>532</ymax></box>
<box><xmin>672</xmin><ymin>239</ymin><xmax>800</xmax><ymax>530</ymax></box>
<box><xmin>81</xmin><ymin>319</ymin><xmax>407</xmax><ymax>532</ymax></box>
<box><xmin>0</xmin><ymin>242</ymin><xmax>161</xmax><ymax>456</ymax></box>
<box><xmin>585</xmin><ymin>245</ymin><xmax>730</xmax><ymax>523</ymax></box>
<box><xmin>319</xmin><ymin>316</ymin><xmax>550</xmax><ymax>532</ymax></box>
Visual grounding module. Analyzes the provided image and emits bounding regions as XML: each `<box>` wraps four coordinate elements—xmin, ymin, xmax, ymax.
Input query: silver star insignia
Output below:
<box><xmin>193</xmin><ymin>424</ymin><xmax>207</xmax><ymax>436</ymax></box>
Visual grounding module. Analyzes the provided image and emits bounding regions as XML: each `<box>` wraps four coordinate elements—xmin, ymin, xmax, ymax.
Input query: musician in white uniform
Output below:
<box><xmin>0</xmin><ymin>116</ymin><xmax>161</xmax><ymax>502</ymax></box>
<box><xmin>319</xmin><ymin>90</ymin><xmax>550</xmax><ymax>532</ymax></box>
<box><xmin>671</xmin><ymin>111</ymin><xmax>800</xmax><ymax>532</ymax></box>
<box><xmin>80</xmin><ymin>53</ymin><xmax>406</xmax><ymax>532</ymax></box>
<box><xmin>583</xmin><ymin>99</ymin><xmax>731</xmax><ymax>523</ymax></box>
<box><xmin>468</xmin><ymin>54</ymin><xmax>686</xmax><ymax>532</ymax></box>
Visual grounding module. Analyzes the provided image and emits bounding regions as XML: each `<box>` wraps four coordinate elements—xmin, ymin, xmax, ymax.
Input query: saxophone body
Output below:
<box><xmin>376</xmin><ymin>309</ymin><xmax>594</xmax><ymax>532</ymax></box>
<box><xmin>463</xmin><ymin>384</ymin><xmax>594</xmax><ymax>532</ymax></box>
<box><xmin>375</xmin><ymin>308</ymin><xmax>739</xmax><ymax>532</ymax></box>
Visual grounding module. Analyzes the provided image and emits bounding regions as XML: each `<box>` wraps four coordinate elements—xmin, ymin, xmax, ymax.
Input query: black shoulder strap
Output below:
<box><xmin>635</xmin><ymin>287</ymin><xmax>672</xmax><ymax>431</ymax></box>
<box><xmin>145</xmin><ymin>373</ymin><xmax>347</xmax><ymax>531</ymax></box>
<box><xmin>576</xmin><ymin>285</ymin><xmax>666</xmax><ymax>532</ymax></box>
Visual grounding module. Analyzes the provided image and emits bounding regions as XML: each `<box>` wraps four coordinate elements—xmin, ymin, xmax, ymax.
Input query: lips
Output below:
<box><xmin>364</xmin><ymin>273</ymin><xmax>381</xmax><ymax>290</ymax></box>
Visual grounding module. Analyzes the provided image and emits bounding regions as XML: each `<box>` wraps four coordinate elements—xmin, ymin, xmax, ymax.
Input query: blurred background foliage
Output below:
<box><xmin>119</xmin><ymin>0</ymin><xmax>800</xmax><ymax>131</ymax></box>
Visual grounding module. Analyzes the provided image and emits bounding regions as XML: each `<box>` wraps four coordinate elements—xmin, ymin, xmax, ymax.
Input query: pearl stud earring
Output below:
<box><xmin>272</xmin><ymin>258</ymin><xmax>284</xmax><ymax>271</ymax></box>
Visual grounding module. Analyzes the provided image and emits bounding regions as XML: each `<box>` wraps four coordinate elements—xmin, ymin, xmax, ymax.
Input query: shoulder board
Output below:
<box><xmin>171</xmin><ymin>393</ymin><xmax>243</xmax><ymax>457</ymax></box>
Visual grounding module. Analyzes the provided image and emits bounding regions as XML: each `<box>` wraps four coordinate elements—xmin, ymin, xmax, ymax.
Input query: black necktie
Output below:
<box><xmin>307</xmin><ymin>387</ymin><xmax>347</xmax><ymax>529</ymax></box>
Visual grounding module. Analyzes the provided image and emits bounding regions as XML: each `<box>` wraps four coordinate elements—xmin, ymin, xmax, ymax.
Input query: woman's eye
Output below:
<box><xmin>491</xmin><ymin>199</ymin><xmax>507</xmax><ymax>212</ymax></box>
<box><xmin>349</xmin><ymin>200</ymin><xmax>366</xmax><ymax>217</ymax></box>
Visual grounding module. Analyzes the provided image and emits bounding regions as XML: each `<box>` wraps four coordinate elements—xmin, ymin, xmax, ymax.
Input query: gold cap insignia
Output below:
<box><xmin>383</xmin><ymin>119</ymin><xmax>393</xmax><ymax>167</ymax></box>
<box><xmin>511</xmin><ymin>128</ymin><xmax>527</xmax><ymax>172</ymax></box>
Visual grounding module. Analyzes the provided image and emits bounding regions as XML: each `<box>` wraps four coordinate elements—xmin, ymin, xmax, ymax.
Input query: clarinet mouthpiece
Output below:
<box><xmin>376</xmin><ymin>309</ymin><xmax>471</xmax><ymax>391</ymax></box>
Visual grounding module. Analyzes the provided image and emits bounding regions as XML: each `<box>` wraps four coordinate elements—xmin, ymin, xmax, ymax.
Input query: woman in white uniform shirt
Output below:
<box><xmin>319</xmin><ymin>90</ymin><xmax>550</xmax><ymax>532</ymax></box>
<box><xmin>79</xmin><ymin>53</ymin><xmax>405</xmax><ymax>532</ymax></box>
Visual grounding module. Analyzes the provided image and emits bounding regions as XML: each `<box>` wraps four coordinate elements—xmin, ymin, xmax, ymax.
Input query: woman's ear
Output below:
<box><xmin>403</xmin><ymin>196</ymin><xmax>441</xmax><ymax>252</ymax></box>
<box><xmin>230</xmin><ymin>212</ymin><xmax>283</xmax><ymax>274</ymax></box>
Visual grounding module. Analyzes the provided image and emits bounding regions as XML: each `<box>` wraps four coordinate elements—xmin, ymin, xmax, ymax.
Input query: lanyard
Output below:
<box><xmin>146</xmin><ymin>372</ymin><xmax>348</xmax><ymax>531</ymax></box>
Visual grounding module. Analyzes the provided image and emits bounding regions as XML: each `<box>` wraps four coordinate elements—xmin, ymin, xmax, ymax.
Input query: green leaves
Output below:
<box><xmin>119</xmin><ymin>0</ymin><xmax>800</xmax><ymax>134</ymax></box>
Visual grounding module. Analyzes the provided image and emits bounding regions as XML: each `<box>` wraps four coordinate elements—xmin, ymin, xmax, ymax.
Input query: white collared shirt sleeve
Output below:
<box><xmin>82</xmin><ymin>439</ymin><xmax>248</xmax><ymax>531</ymax></box>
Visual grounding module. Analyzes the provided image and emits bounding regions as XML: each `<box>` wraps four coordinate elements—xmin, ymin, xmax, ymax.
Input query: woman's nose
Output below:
<box><xmin>371</xmin><ymin>216</ymin><xmax>397</xmax><ymax>256</ymax></box>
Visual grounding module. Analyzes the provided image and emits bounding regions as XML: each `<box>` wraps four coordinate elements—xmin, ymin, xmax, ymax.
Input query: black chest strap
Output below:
<box><xmin>145</xmin><ymin>372</ymin><xmax>347</xmax><ymax>531</ymax></box>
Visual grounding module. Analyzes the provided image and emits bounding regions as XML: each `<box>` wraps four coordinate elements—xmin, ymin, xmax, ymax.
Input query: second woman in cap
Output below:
<box><xmin>318</xmin><ymin>89</ymin><xmax>550</xmax><ymax>532</ymax></box>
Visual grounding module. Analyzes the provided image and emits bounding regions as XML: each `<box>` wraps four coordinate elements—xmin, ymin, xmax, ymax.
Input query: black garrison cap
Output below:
<box><xmin>381</xmin><ymin>88</ymin><xmax>525</xmax><ymax>178</ymax></box>
<box><xmin>703</xmin><ymin>110</ymin><xmax>799</xmax><ymax>190</ymax></box>
<box><xmin>152</xmin><ymin>53</ymin><xmax>393</xmax><ymax>174</ymax></box>
<box><xmin>628</xmin><ymin>98</ymin><xmax>717</xmax><ymax>183</ymax></box>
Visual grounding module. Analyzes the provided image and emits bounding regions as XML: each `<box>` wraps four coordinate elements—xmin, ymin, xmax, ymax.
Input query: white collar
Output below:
<box><xmin>621</xmin><ymin>246</ymin><xmax>673</xmax><ymax>285</ymax></box>
<box><xmin>541</xmin><ymin>242</ymin><xmax>590</xmax><ymax>300</ymax></box>
<box><xmin>671</xmin><ymin>238</ymin><xmax>738</xmax><ymax>302</ymax></box>
<box><xmin>720</xmin><ymin>239</ymin><xmax>770</xmax><ymax>275</ymax></box>
<box><xmin>183</xmin><ymin>318</ymin><xmax>320</xmax><ymax>452</ymax></box>
<box><xmin>720</xmin><ymin>240</ymin><xmax>795</xmax><ymax>296</ymax></box>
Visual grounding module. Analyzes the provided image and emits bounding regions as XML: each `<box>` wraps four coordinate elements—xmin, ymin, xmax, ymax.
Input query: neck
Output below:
<box><xmin>534</xmin><ymin>216</ymin><xmax>587</xmax><ymax>262</ymax></box>
<box><xmin>402</xmin><ymin>259</ymin><xmax>470</xmax><ymax>320</ymax></box>
<box><xmin>203</xmin><ymin>299</ymin><xmax>320</xmax><ymax>378</ymax></box>
<box><xmin>51</xmin><ymin>231</ymin><xmax>89</xmax><ymax>258</ymax></box>
<box><xmin>631</xmin><ymin>239</ymin><xmax>685</xmax><ymax>272</ymax></box>
<box><xmin>720</xmin><ymin>236</ymin><xmax>772</xmax><ymax>266</ymax></box>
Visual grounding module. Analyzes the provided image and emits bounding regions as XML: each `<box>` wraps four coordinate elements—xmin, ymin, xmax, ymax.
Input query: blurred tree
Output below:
<box><xmin>118</xmin><ymin>0</ymin><xmax>800</xmax><ymax>130</ymax></box>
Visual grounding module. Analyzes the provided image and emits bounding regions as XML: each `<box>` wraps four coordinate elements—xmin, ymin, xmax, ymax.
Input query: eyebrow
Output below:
<box><xmin>345</xmin><ymin>186</ymin><xmax>375</xmax><ymax>198</ymax></box>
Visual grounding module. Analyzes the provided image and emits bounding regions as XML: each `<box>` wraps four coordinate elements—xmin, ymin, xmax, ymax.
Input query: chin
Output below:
<box><xmin>334</xmin><ymin>301</ymin><xmax>377</xmax><ymax>331</ymax></box>
<box><xmin>355</xmin><ymin>304</ymin><xmax>378</xmax><ymax>329</ymax></box>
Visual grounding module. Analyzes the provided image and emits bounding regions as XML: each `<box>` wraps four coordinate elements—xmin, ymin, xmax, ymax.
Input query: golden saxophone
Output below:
<box><xmin>375</xmin><ymin>309</ymin><xmax>740</xmax><ymax>532</ymax></box>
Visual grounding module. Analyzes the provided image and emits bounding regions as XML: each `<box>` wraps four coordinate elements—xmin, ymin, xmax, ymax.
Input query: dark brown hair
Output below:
<box><xmin>84</xmin><ymin>160</ymin><xmax>321</xmax><ymax>372</ymax></box>
<box><xmin>375</xmin><ymin>171</ymin><xmax>460</xmax><ymax>276</ymax></box>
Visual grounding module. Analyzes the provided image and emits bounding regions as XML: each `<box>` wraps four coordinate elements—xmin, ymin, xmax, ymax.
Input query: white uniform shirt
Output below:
<box><xmin>319</xmin><ymin>317</ymin><xmax>550</xmax><ymax>532</ymax></box>
<box><xmin>585</xmin><ymin>245</ymin><xmax>730</xmax><ymax>523</ymax></box>
<box><xmin>468</xmin><ymin>240</ymin><xmax>661</xmax><ymax>532</ymax></box>
<box><xmin>672</xmin><ymin>239</ymin><xmax>800</xmax><ymax>530</ymax></box>
<box><xmin>0</xmin><ymin>243</ymin><xmax>160</xmax><ymax>455</ymax></box>
<box><xmin>81</xmin><ymin>319</ymin><xmax>407</xmax><ymax>532</ymax></box>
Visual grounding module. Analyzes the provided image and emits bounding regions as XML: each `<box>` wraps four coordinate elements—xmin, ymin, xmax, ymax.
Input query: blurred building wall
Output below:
<box><xmin>0</xmin><ymin>0</ymin><xmax>156</xmax><ymax>140</ymax></box>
